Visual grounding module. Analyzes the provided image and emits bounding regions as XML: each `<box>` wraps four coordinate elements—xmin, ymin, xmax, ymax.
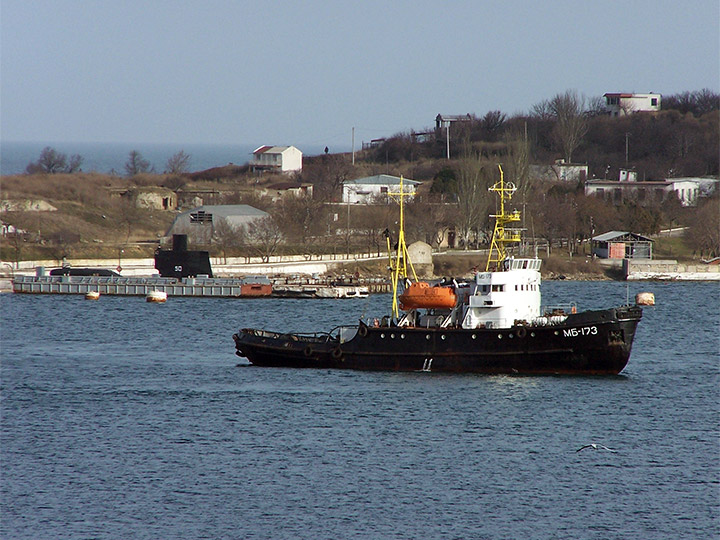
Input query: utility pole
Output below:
<box><xmin>446</xmin><ymin>123</ymin><xmax>450</xmax><ymax>160</ymax></box>
<box><xmin>625</xmin><ymin>132</ymin><xmax>630</xmax><ymax>165</ymax></box>
<box><xmin>352</xmin><ymin>127</ymin><xmax>355</xmax><ymax>165</ymax></box>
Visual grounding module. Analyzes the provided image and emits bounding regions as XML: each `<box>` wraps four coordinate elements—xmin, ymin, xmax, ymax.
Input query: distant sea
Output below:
<box><xmin>0</xmin><ymin>141</ymin><xmax>338</xmax><ymax>176</ymax></box>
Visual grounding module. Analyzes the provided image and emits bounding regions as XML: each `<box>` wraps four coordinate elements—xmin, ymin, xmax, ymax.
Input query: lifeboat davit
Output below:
<box><xmin>399</xmin><ymin>281</ymin><xmax>457</xmax><ymax>310</ymax></box>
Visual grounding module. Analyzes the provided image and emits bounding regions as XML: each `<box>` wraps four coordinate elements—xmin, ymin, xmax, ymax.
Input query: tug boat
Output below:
<box><xmin>233</xmin><ymin>168</ymin><xmax>642</xmax><ymax>375</ymax></box>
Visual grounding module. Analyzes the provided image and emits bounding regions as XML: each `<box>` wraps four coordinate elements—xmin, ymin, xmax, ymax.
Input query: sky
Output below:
<box><xmin>2</xmin><ymin>0</ymin><xmax>718</xmax><ymax>150</ymax></box>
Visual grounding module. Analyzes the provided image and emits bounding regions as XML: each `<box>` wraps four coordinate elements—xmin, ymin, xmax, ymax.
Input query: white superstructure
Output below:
<box><xmin>460</xmin><ymin>258</ymin><xmax>542</xmax><ymax>329</ymax></box>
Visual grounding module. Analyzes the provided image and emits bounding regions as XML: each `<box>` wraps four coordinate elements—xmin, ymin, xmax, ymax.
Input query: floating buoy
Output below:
<box><xmin>85</xmin><ymin>291</ymin><xmax>100</xmax><ymax>300</ymax></box>
<box><xmin>146</xmin><ymin>290</ymin><xmax>167</xmax><ymax>303</ymax></box>
<box><xmin>635</xmin><ymin>292</ymin><xmax>655</xmax><ymax>306</ymax></box>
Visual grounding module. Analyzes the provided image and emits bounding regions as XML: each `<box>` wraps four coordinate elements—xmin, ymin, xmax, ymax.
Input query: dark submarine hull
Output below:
<box><xmin>233</xmin><ymin>306</ymin><xmax>642</xmax><ymax>375</ymax></box>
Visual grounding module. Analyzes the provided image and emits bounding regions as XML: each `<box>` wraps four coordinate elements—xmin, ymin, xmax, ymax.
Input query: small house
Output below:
<box><xmin>342</xmin><ymin>175</ymin><xmax>421</xmax><ymax>204</ymax></box>
<box><xmin>592</xmin><ymin>231</ymin><xmax>653</xmax><ymax>259</ymax></box>
<box><xmin>262</xmin><ymin>182</ymin><xmax>314</xmax><ymax>202</ymax></box>
<box><xmin>604</xmin><ymin>93</ymin><xmax>661</xmax><ymax>116</ymax></box>
<box><xmin>251</xmin><ymin>146</ymin><xmax>302</xmax><ymax>174</ymax></box>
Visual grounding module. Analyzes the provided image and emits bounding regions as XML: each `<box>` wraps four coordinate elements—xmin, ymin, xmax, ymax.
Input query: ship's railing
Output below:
<box><xmin>242</xmin><ymin>328</ymin><xmax>339</xmax><ymax>343</ymax></box>
<box><xmin>542</xmin><ymin>302</ymin><xmax>577</xmax><ymax>316</ymax></box>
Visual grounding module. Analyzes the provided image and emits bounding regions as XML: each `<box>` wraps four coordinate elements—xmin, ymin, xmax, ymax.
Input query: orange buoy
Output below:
<box><xmin>399</xmin><ymin>281</ymin><xmax>457</xmax><ymax>310</ymax></box>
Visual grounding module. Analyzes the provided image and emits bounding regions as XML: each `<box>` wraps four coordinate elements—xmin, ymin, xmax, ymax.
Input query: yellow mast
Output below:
<box><xmin>485</xmin><ymin>164</ymin><xmax>521</xmax><ymax>271</ymax></box>
<box><xmin>387</xmin><ymin>176</ymin><xmax>418</xmax><ymax>318</ymax></box>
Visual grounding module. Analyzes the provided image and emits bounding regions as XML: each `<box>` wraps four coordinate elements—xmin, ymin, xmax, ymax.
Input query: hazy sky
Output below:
<box><xmin>2</xmin><ymin>0</ymin><xmax>718</xmax><ymax>149</ymax></box>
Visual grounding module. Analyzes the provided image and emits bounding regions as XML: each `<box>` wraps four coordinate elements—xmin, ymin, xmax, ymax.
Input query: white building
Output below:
<box><xmin>251</xmin><ymin>146</ymin><xmax>302</xmax><ymax>174</ymax></box>
<box><xmin>342</xmin><ymin>175</ymin><xmax>421</xmax><ymax>204</ymax></box>
<box><xmin>604</xmin><ymin>93</ymin><xmax>661</xmax><ymax>116</ymax></box>
<box><xmin>529</xmin><ymin>162</ymin><xmax>588</xmax><ymax>183</ymax></box>
<box><xmin>585</xmin><ymin>174</ymin><xmax>717</xmax><ymax>207</ymax></box>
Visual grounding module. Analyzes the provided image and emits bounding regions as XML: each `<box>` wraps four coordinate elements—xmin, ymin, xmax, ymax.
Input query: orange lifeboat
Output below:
<box><xmin>399</xmin><ymin>281</ymin><xmax>457</xmax><ymax>310</ymax></box>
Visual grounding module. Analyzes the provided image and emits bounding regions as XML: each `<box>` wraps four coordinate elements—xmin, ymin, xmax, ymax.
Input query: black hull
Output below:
<box><xmin>233</xmin><ymin>306</ymin><xmax>642</xmax><ymax>375</ymax></box>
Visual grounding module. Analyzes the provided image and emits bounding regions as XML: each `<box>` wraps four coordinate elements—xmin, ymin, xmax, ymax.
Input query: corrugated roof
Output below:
<box><xmin>181</xmin><ymin>205</ymin><xmax>269</xmax><ymax>218</ymax></box>
<box><xmin>343</xmin><ymin>174</ymin><xmax>421</xmax><ymax>186</ymax></box>
<box><xmin>592</xmin><ymin>231</ymin><xmax>653</xmax><ymax>242</ymax></box>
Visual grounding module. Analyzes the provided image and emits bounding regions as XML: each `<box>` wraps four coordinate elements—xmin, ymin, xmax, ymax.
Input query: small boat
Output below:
<box><xmin>399</xmin><ymin>281</ymin><xmax>457</xmax><ymax>310</ymax></box>
<box><xmin>233</xmin><ymin>168</ymin><xmax>642</xmax><ymax>375</ymax></box>
<box><xmin>85</xmin><ymin>291</ymin><xmax>100</xmax><ymax>300</ymax></box>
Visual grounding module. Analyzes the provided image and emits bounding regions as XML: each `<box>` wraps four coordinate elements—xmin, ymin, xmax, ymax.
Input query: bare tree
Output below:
<box><xmin>685</xmin><ymin>197</ymin><xmax>720</xmax><ymax>258</ymax></box>
<box><xmin>212</xmin><ymin>217</ymin><xmax>245</xmax><ymax>263</ymax></box>
<box><xmin>586</xmin><ymin>96</ymin><xmax>607</xmax><ymax>117</ymax></box>
<box><xmin>530</xmin><ymin>99</ymin><xmax>553</xmax><ymax>120</ymax></box>
<box><xmin>549</xmin><ymin>90</ymin><xmax>588</xmax><ymax>163</ymax></box>
<box><xmin>454</xmin><ymin>156</ymin><xmax>490</xmax><ymax>249</ymax></box>
<box><xmin>165</xmin><ymin>150</ymin><xmax>191</xmax><ymax>174</ymax></box>
<box><xmin>246</xmin><ymin>216</ymin><xmax>283</xmax><ymax>262</ymax></box>
<box><xmin>125</xmin><ymin>150</ymin><xmax>152</xmax><ymax>176</ymax></box>
<box><xmin>25</xmin><ymin>146</ymin><xmax>84</xmax><ymax>174</ymax></box>
<box><xmin>273</xmin><ymin>193</ymin><xmax>326</xmax><ymax>246</ymax></box>
<box><xmin>405</xmin><ymin>194</ymin><xmax>451</xmax><ymax>248</ymax></box>
<box><xmin>503</xmin><ymin>129</ymin><xmax>531</xmax><ymax>196</ymax></box>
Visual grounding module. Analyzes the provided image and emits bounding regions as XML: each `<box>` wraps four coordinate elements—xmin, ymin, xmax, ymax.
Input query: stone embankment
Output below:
<box><xmin>624</xmin><ymin>259</ymin><xmax>720</xmax><ymax>281</ymax></box>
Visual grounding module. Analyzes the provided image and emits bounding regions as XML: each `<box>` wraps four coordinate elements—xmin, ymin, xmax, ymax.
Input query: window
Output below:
<box><xmin>380</xmin><ymin>186</ymin><xmax>388</xmax><ymax>194</ymax></box>
<box><xmin>651</xmin><ymin>98</ymin><xmax>658</xmax><ymax>106</ymax></box>
<box><xmin>491</xmin><ymin>284</ymin><xmax>504</xmax><ymax>292</ymax></box>
<box><xmin>190</xmin><ymin>210</ymin><xmax>213</xmax><ymax>224</ymax></box>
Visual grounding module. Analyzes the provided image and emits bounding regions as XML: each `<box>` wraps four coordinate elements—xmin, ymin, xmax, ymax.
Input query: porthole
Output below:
<box><xmin>509</xmin><ymin>334</ymin><xmax>514</xmax><ymax>339</ymax></box>
<box><xmin>530</xmin><ymin>332</ymin><xmax>536</xmax><ymax>337</ymax></box>
<box><xmin>426</xmin><ymin>334</ymin><xmax>431</xmax><ymax>340</ymax></box>
<box><xmin>441</xmin><ymin>335</ymin><xmax>446</xmax><ymax>340</ymax></box>
<box><xmin>554</xmin><ymin>331</ymin><xmax>559</xmax><ymax>336</ymax></box>
<box><xmin>380</xmin><ymin>333</ymin><xmax>385</xmax><ymax>338</ymax></box>
<box><xmin>472</xmin><ymin>334</ymin><xmax>477</xmax><ymax>340</ymax></box>
<box><xmin>497</xmin><ymin>334</ymin><xmax>502</xmax><ymax>339</ymax></box>
<box><xmin>390</xmin><ymin>333</ymin><xmax>395</xmax><ymax>339</ymax></box>
<box><xmin>400</xmin><ymin>334</ymin><xmax>405</xmax><ymax>339</ymax></box>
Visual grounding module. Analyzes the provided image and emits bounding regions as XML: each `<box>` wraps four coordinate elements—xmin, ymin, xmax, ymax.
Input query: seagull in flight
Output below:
<box><xmin>576</xmin><ymin>443</ymin><xmax>616</xmax><ymax>453</ymax></box>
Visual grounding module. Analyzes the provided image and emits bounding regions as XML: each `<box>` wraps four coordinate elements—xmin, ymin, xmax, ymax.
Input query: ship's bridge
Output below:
<box><xmin>461</xmin><ymin>258</ymin><xmax>542</xmax><ymax>329</ymax></box>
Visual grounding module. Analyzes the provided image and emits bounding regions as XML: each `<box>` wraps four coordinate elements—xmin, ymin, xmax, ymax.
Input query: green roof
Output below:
<box><xmin>343</xmin><ymin>174</ymin><xmax>421</xmax><ymax>186</ymax></box>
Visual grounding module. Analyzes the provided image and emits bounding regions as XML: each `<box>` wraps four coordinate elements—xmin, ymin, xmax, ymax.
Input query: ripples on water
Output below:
<box><xmin>1</xmin><ymin>282</ymin><xmax>718</xmax><ymax>539</ymax></box>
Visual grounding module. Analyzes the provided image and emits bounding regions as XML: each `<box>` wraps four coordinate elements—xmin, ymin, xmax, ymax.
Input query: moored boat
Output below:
<box><xmin>233</xmin><ymin>167</ymin><xmax>642</xmax><ymax>375</ymax></box>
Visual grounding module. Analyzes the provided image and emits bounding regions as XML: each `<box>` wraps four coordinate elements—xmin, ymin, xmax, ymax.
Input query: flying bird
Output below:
<box><xmin>576</xmin><ymin>443</ymin><xmax>616</xmax><ymax>453</ymax></box>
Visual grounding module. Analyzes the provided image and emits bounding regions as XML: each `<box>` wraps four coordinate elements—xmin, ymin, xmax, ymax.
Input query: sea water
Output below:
<box><xmin>1</xmin><ymin>281</ymin><xmax>718</xmax><ymax>539</ymax></box>
<box><xmin>0</xmin><ymin>141</ymin><xmax>339</xmax><ymax>175</ymax></box>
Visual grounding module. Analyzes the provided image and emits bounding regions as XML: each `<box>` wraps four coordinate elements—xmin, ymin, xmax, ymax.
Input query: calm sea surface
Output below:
<box><xmin>0</xmin><ymin>141</ymin><xmax>338</xmax><ymax>176</ymax></box>
<box><xmin>1</xmin><ymin>281</ymin><xmax>718</xmax><ymax>539</ymax></box>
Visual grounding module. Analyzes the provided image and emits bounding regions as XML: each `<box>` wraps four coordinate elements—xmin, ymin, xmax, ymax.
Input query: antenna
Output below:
<box><xmin>485</xmin><ymin>165</ymin><xmax>521</xmax><ymax>271</ymax></box>
<box><xmin>626</xmin><ymin>282</ymin><xmax>630</xmax><ymax>306</ymax></box>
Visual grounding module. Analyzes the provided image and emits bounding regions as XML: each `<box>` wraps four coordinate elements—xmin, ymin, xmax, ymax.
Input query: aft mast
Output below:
<box><xmin>485</xmin><ymin>165</ymin><xmax>522</xmax><ymax>271</ymax></box>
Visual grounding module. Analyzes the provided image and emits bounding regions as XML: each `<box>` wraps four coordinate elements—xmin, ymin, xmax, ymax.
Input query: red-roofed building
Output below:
<box><xmin>604</xmin><ymin>93</ymin><xmax>661</xmax><ymax>116</ymax></box>
<box><xmin>251</xmin><ymin>145</ymin><xmax>302</xmax><ymax>173</ymax></box>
